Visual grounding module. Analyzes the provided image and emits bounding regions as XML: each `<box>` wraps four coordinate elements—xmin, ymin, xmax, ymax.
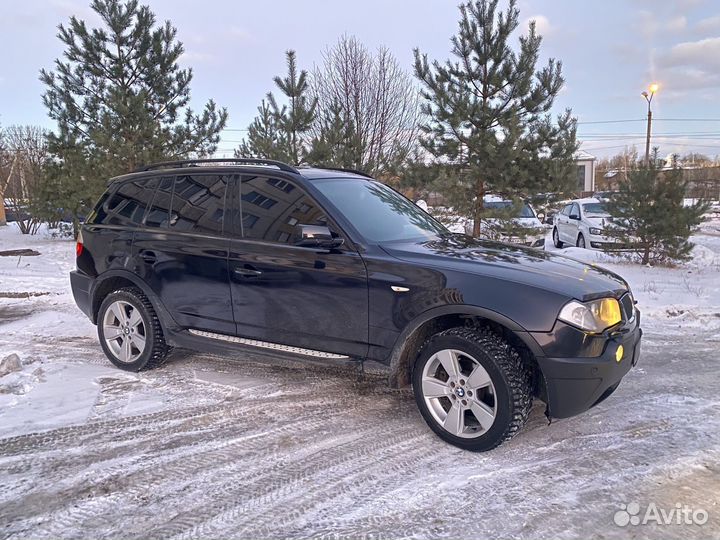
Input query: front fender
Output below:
<box><xmin>386</xmin><ymin>304</ymin><xmax>544</xmax><ymax>388</ymax></box>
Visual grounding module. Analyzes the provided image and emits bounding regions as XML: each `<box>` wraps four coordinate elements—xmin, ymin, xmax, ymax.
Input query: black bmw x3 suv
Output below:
<box><xmin>70</xmin><ymin>158</ymin><xmax>642</xmax><ymax>451</ymax></box>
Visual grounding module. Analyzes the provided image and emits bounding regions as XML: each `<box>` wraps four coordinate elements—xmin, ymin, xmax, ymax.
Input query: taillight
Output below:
<box><xmin>76</xmin><ymin>231</ymin><xmax>84</xmax><ymax>257</ymax></box>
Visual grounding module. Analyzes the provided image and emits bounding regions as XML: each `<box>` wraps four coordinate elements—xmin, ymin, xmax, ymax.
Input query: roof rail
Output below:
<box><xmin>135</xmin><ymin>158</ymin><xmax>299</xmax><ymax>174</ymax></box>
<box><xmin>311</xmin><ymin>166</ymin><xmax>374</xmax><ymax>178</ymax></box>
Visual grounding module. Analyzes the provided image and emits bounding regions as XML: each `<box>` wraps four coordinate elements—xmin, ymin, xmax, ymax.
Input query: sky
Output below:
<box><xmin>1</xmin><ymin>0</ymin><xmax>719</xmax><ymax>160</ymax></box>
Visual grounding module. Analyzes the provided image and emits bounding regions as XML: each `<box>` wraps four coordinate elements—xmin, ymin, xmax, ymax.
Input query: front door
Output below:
<box><xmin>132</xmin><ymin>173</ymin><xmax>235</xmax><ymax>335</ymax></box>
<box><xmin>227</xmin><ymin>174</ymin><xmax>369</xmax><ymax>358</ymax></box>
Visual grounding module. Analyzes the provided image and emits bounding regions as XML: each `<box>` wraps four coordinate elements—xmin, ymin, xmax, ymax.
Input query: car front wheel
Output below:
<box><xmin>576</xmin><ymin>233</ymin><xmax>586</xmax><ymax>249</ymax></box>
<box><xmin>552</xmin><ymin>227</ymin><xmax>564</xmax><ymax>248</ymax></box>
<box><xmin>412</xmin><ymin>326</ymin><xmax>532</xmax><ymax>451</ymax></box>
<box><xmin>98</xmin><ymin>287</ymin><xmax>170</xmax><ymax>371</ymax></box>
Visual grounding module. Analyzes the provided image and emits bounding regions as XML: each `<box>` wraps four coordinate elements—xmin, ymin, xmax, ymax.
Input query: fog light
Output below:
<box><xmin>615</xmin><ymin>344</ymin><xmax>624</xmax><ymax>362</ymax></box>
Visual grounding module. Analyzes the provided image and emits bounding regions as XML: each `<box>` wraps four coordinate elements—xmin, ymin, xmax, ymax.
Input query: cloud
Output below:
<box><xmin>665</xmin><ymin>15</ymin><xmax>687</xmax><ymax>33</ymax></box>
<box><xmin>179</xmin><ymin>51</ymin><xmax>216</xmax><ymax>65</ymax></box>
<box><xmin>635</xmin><ymin>10</ymin><xmax>689</xmax><ymax>40</ymax></box>
<box><xmin>664</xmin><ymin>37</ymin><xmax>720</xmax><ymax>69</ymax></box>
<box><xmin>523</xmin><ymin>15</ymin><xmax>552</xmax><ymax>36</ymax></box>
<box><xmin>656</xmin><ymin>37</ymin><xmax>720</xmax><ymax>92</ymax></box>
<box><xmin>696</xmin><ymin>15</ymin><xmax>720</xmax><ymax>33</ymax></box>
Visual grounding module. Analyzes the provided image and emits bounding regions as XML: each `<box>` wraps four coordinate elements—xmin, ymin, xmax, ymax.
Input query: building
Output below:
<box><xmin>574</xmin><ymin>150</ymin><xmax>596</xmax><ymax>193</ymax></box>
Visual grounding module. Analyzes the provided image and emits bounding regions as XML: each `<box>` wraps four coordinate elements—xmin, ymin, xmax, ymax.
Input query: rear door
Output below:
<box><xmin>132</xmin><ymin>173</ymin><xmax>235</xmax><ymax>334</ymax></box>
<box><xmin>227</xmin><ymin>174</ymin><xmax>369</xmax><ymax>357</ymax></box>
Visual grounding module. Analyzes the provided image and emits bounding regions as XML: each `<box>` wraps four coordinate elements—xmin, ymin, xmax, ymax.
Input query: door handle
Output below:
<box><xmin>234</xmin><ymin>266</ymin><xmax>263</xmax><ymax>278</ymax></box>
<box><xmin>140</xmin><ymin>250</ymin><xmax>156</xmax><ymax>264</ymax></box>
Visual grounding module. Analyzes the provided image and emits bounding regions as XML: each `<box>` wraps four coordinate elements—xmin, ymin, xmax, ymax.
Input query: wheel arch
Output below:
<box><xmin>387</xmin><ymin>305</ymin><xmax>545</xmax><ymax>390</ymax></box>
<box><xmin>90</xmin><ymin>270</ymin><xmax>176</xmax><ymax>331</ymax></box>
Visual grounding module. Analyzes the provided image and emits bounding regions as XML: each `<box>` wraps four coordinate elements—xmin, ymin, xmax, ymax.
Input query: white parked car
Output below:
<box><xmin>465</xmin><ymin>196</ymin><xmax>547</xmax><ymax>248</ymax></box>
<box><xmin>552</xmin><ymin>197</ymin><xmax>615</xmax><ymax>249</ymax></box>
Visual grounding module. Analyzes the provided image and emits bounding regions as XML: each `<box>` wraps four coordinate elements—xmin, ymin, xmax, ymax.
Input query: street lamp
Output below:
<box><xmin>642</xmin><ymin>83</ymin><xmax>658</xmax><ymax>165</ymax></box>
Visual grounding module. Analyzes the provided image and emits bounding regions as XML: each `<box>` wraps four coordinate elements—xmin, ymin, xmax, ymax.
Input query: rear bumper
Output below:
<box><xmin>70</xmin><ymin>270</ymin><xmax>94</xmax><ymax>320</ymax></box>
<box><xmin>536</xmin><ymin>322</ymin><xmax>642</xmax><ymax>419</ymax></box>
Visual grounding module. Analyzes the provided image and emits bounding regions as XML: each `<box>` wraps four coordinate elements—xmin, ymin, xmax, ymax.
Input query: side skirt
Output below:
<box><xmin>187</xmin><ymin>329</ymin><xmax>350</xmax><ymax>360</ymax></box>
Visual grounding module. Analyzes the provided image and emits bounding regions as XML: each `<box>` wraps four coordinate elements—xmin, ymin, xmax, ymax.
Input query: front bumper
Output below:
<box><xmin>533</xmin><ymin>313</ymin><xmax>642</xmax><ymax>419</ymax></box>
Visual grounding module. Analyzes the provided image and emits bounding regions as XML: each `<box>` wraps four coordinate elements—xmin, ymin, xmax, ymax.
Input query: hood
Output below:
<box><xmin>585</xmin><ymin>215</ymin><xmax>612</xmax><ymax>228</ymax></box>
<box><xmin>381</xmin><ymin>234</ymin><xmax>629</xmax><ymax>301</ymax></box>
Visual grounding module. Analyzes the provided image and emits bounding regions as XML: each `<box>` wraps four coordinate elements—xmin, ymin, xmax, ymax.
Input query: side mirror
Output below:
<box><xmin>569</xmin><ymin>213</ymin><xmax>580</xmax><ymax>221</ymax></box>
<box><xmin>295</xmin><ymin>224</ymin><xmax>344</xmax><ymax>250</ymax></box>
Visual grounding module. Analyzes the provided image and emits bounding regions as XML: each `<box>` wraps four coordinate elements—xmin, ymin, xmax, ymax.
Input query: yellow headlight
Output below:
<box><xmin>615</xmin><ymin>344</ymin><xmax>624</xmax><ymax>362</ymax></box>
<box><xmin>558</xmin><ymin>297</ymin><xmax>622</xmax><ymax>333</ymax></box>
<box><xmin>596</xmin><ymin>297</ymin><xmax>622</xmax><ymax>328</ymax></box>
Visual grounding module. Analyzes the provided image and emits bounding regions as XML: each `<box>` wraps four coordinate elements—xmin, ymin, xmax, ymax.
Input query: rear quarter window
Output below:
<box><xmin>100</xmin><ymin>178</ymin><xmax>158</xmax><ymax>227</ymax></box>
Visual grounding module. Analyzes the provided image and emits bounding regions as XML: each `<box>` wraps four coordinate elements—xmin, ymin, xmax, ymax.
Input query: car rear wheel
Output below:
<box><xmin>98</xmin><ymin>287</ymin><xmax>169</xmax><ymax>371</ymax></box>
<box><xmin>552</xmin><ymin>227</ymin><xmax>564</xmax><ymax>248</ymax></box>
<box><xmin>412</xmin><ymin>326</ymin><xmax>532</xmax><ymax>451</ymax></box>
<box><xmin>576</xmin><ymin>233</ymin><xmax>586</xmax><ymax>249</ymax></box>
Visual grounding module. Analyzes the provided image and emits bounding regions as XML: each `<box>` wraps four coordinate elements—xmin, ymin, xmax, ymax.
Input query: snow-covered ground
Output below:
<box><xmin>1</xmin><ymin>221</ymin><xmax>719</xmax><ymax>539</ymax></box>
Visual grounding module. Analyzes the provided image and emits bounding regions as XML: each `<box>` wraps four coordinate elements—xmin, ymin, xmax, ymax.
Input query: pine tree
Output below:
<box><xmin>604</xmin><ymin>155</ymin><xmax>709</xmax><ymax>265</ymax></box>
<box><xmin>413</xmin><ymin>0</ymin><xmax>577</xmax><ymax>236</ymax></box>
<box><xmin>237</xmin><ymin>50</ymin><xmax>316</xmax><ymax>165</ymax></box>
<box><xmin>306</xmin><ymin>101</ymin><xmax>359</xmax><ymax>169</ymax></box>
<box><xmin>40</xmin><ymin>0</ymin><xmax>228</xmax><ymax>234</ymax></box>
<box><xmin>235</xmin><ymin>99</ymin><xmax>286</xmax><ymax>161</ymax></box>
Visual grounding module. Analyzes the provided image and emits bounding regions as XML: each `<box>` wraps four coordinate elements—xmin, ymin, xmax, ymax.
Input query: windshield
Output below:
<box><xmin>313</xmin><ymin>179</ymin><xmax>448</xmax><ymax>242</ymax></box>
<box><xmin>582</xmin><ymin>202</ymin><xmax>609</xmax><ymax>216</ymax></box>
<box><xmin>484</xmin><ymin>201</ymin><xmax>536</xmax><ymax>218</ymax></box>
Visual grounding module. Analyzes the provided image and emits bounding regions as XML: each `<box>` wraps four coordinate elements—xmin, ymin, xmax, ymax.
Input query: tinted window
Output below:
<box><xmin>484</xmin><ymin>201</ymin><xmax>536</xmax><ymax>218</ymax></box>
<box><xmin>145</xmin><ymin>177</ymin><xmax>173</xmax><ymax>228</ymax></box>
<box><xmin>313</xmin><ymin>179</ymin><xmax>447</xmax><ymax>242</ymax></box>
<box><xmin>168</xmin><ymin>174</ymin><xmax>227</xmax><ymax>235</ymax></box>
<box><xmin>103</xmin><ymin>178</ymin><xmax>158</xmax><ymax>226</ymax></box>
<box><xmin>240</xmin><ymin>175</ymin><xmax>326</xmax><ymax>244</ymax></box>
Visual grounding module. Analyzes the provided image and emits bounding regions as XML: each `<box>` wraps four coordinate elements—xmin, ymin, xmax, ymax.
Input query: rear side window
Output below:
<box><xmin>101</xmin><ymin>178</ymin><xmax>158</xmax><ymax>226</ymax></box>
<box><xmin>167</xmin><ymin>174</ymin><xmax>227</xmax><ymax>235</ymax></box>
<box><xmin>239</xmin><ymin>175</ymin><xmax>327</xmax><ymax>244</ymax></box>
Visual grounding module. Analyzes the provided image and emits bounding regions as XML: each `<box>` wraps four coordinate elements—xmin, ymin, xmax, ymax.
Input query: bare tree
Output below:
<box><xmin>311</xmin><ymin>36</ymin><xmax>420</xmax><ymax>178</ymax></box>
<box><xmin>0</xmin><ymin>129</ymin><xmax>11</xmax><ymax>226</ymax></box>
<box><xmin>2</xmin><ymin>126</ymin><xmax>49</xmax><ymax>234</ymax></box>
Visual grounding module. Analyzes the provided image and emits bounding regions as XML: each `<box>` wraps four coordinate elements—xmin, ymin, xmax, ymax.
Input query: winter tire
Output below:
<box><xmin>98</xmin><ymin>287</ymin><xmax>169</xmax><ymax>371</ymax></box>
<box><xmin>576</xmin><ymin>233</ymin><xmax>586</xmax><ymax>249</ymax></box>
<box><xmin>552</xmin><ymin>227</ymin><xmax>564</xmax><ymax>248</ymax></box>
<box><xmin>412</xmin><ymin>326</ymin><xmax>532</xmax><ymax>452</ymax></box>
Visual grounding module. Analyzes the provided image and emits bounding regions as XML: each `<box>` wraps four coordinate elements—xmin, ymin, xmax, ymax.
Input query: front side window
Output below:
<box><xmin>240</xmin><ymin>175</ymin><xmax>327</xmax><ymax>244</ymax></box>
<box><xmin>312</xmin><ymin>179</ymin><xmax>447</xmax><ymax>243</ymax></box>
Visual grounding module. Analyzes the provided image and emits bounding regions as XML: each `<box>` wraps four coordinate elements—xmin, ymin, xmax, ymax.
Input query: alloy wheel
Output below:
<box><xmin>420</xmin><ymin>349</ymin><xmax>497</xmax><ymax>438</ymax></box>
<box><xmin>102</xmin><ymin>300</ymin><xmax>147</xmax><ymax>363</ymax></box>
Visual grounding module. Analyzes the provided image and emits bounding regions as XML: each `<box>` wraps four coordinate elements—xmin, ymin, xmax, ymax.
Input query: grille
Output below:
<box><xmin>619</xmin><ymin>292</ymin><xmax>635</xmax><ymax>322</ymax></box>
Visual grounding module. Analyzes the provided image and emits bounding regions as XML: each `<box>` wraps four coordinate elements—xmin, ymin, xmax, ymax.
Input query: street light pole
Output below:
<box><xmin>642</xmin><ymin>83</ymin><xmax>658</xmax><ymax>166</ymax></box>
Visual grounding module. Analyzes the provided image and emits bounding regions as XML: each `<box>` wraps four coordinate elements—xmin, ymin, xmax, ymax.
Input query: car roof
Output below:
<box><xmin>107</xmin><ymin>162</ymin><xmax>373</xmax><ymax>185</ymax></box>
<box><xmin>571</xmin><ymin>197</ymin><xmax>602</xmax><ymax>205</ymax></box>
